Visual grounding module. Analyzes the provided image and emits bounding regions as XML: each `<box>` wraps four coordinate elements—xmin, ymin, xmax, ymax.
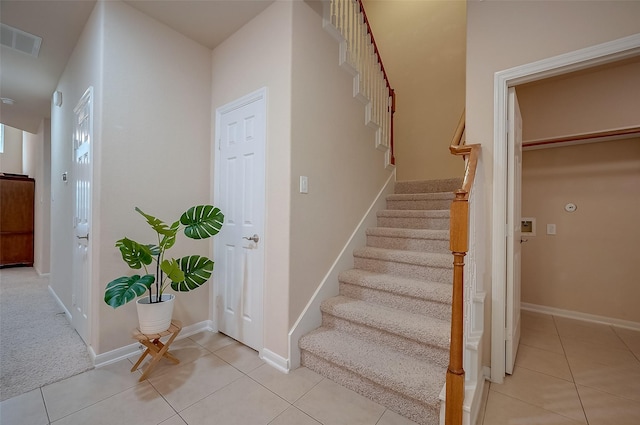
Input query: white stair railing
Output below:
<box><xmin>323</xmin><ymin>0</ymin><xmax>396</xmax><ymax>166</ymax></box>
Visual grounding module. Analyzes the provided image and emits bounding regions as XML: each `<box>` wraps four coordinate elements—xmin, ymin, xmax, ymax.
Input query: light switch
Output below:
<box><xmin>547</xmin><ymin>224</ymin><xmax>556</xmax><ymax>235</ymax></box>
<box><xmin>300</xmin><ymin>176</ymin><xmax>308</xmax><ymax>194</ymax></box>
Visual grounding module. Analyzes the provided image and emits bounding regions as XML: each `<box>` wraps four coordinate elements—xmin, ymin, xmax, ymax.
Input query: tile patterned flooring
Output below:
<box><xmin>476</xmin><ymin>311</ymin><xmax>640</xmax><ymax>425</ymax></box>
<box><xmin>1</xmin><ymin>310</ymin><xmax>639</xmax><ymax>425</ymax></box>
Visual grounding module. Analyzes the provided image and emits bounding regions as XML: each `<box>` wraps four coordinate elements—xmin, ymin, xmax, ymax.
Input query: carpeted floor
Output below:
<box><xmin>0</xmin><ymin>267</ymin><xmax>94</xmax><ymax>401</ymax></box>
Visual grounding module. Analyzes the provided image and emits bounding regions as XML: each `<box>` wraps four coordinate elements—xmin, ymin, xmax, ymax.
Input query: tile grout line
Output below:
<box><xmin>553</xmin><ymin>315</ymin><xmax>590</xmax><ymax>425</ymax></box>
<box><xmin>39</xmin><ymin>387</ymin><xmax>51</xmax><ymax>425</ymax></box>
<box><xmin>611</xmin><ymin>326</ymin><xmax>640</xmax><ymax>363</ymax></box>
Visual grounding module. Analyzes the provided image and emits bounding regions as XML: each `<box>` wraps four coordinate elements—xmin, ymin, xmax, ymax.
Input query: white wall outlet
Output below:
<box><xmin>299</xmin><ymin>176</ymin><xmax>308</xmax><ymax>194</ymax></box>
<box><xmin>547</xmin><ymin>224</ymin><xmax>556</xmax><ymax>235</ymax></box>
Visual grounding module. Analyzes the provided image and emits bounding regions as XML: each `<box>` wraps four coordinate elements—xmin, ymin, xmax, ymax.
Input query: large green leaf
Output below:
<box><xmin>160</xmin><ymin>220</ymin><xmax>180</xmax><ymax>250</ymax></box>
<box><xmin>115</xmin><ymin>238</ymin><xmax>153</xmax><ymax>269</ymax></box>
<box><xmin>104</xmin><ymin>274</ymin><xmax>154</xmax><ymax>308</ymax></box>
<box><xmin>161</xmin><ymin>258</ymin><xmax>185</xmax><ymax>283</ymax></box>
<box><xmin>135</xmin><ymin>207</ymin><xmax>179</xmax><ymax>237</ymax></box>
<box><xmin>180</xmin><ymin>205</ymin><xmax>224</xmax><ymax>240</ymax></box>
<box><xmin>171</xmin><ymin>255</ymin><xmax>214</xmax><ymax>291</ymax></box>
<box><xmin>146</xmin><ymin>244</ymin><xmax>160</xmax><ymax>256</ymax></box>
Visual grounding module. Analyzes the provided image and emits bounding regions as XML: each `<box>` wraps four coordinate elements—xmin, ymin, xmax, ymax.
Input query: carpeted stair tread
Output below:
<box><xmin>321</xmin><ymin>295</ymin><xmax>450</xmax><ymax>349</ymax></box>
<box><xmin>366</xmin><ymin>227</ymin><xmax>449</xmax><ymax>241</ymax></box>
<box><xmin>338</xmin><ymin>269</ymin><xmax>452</xmax><ymax>305</ymax></box>
<box><xmin>378</xmin><ymin>209</ymin><xmax>450</xmax><ymax>218</ymax></box>
<box><xmin>353</xmin><ymin>246</ymin><xmax>452</xmax><ymax>269</ymax></box>
<box><xmin>394</xmin><ymin>178</ymin><xmax>462</xmax><ymax>194</ymax></box>
<box><xmin>299</xmin><ymin>177</ymin><xmax>463</xmax><ymax>423</ymax></box>
<box><xmin>299</xmin><ymin>327</ymin><xmax>445</xmax><ymax>405</ymax></box>
<box><xmin>387</xmin><ymin>193</ymin><xmax>455</xmax><ymax>202</ymax></box>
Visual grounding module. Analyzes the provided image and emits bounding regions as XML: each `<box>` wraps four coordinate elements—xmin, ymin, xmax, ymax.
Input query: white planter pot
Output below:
<box><xmin>135</xmin><ymin>294</ymin><xmax>175</xmax><ymax>334</ymax></box>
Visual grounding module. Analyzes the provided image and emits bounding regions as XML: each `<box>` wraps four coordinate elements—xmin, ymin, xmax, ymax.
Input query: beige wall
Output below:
<box><xmin>22</xmin><ymin>119</ymin><xmax>51</xmax><ymax>275</ymax></box>
<box><xmin>210</xmin><ymin>1</ymin><xmax>396</xmax><ymax>360</ymax></box>
<box><xmin>211</xmin><ymin>0</ymin><xmax>293</xmax><ymax>358</ymax></box>
<box><xmin>289</xmin><ymin>1</ymin><xmax>393</xmax><ymax>325</ymax></box>
<box><xmin>52</xmin><ymin>0</ymin><xmax>213</xmax><ymax>354</ymax></box>
<box><xmin>363</xmin><ymin>0</ymin><xmax>465</xmax><ymax>181</ymax></box>
<box><xmin>466</xmin><ymin>0</ymin><xmax>640</xmax><ymax>367</ymax></box>
<box><xmin>521</xmin><ymin>138</ymin><xmax>640</xmax><ymax>323</ymax></box>
<box><xmin>98</xmin><ymin>1</ymin><xmax>213</xmax><ymax>353</ymax></box>
<box><xmin>50</xmin><ymin>0</ymin><xmax>103</xmax><ymax>328</ymax></box>
<box><xmin>0</xmin><ymin>125</ymin><xmax>23</xmax><ymax>174</ymax></box>
<box><xmin>517</xmin><ymin>59</ymin><xmax>640</xmax><ymax>142</ymax></box>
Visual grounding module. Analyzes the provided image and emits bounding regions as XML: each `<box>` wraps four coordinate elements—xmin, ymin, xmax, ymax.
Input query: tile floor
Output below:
<box><xmin>476</xmin><ymin>310</ymin><xmax>640</xmax><ymax>425</ymax></box>
<box><xmin>0</xmin><ymin>331</ymin><xmax>417</xmax><ymax>425</ymax></box>
<box><xmin>1</xmin><ymin>311</ymin><xmax>639</xmax><ymax>425</ymax></box>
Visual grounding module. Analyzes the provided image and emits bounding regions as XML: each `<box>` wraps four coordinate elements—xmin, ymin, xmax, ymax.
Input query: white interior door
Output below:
<box><xmin>214</xmin><ymin>89</ymin><xmax>266</xmax><ymax>351</ymax></box>
<box><xmin>505</xmin><ymin>86</ymin><xmax>522</xmax><ymax>374</ymax></box>
<box><xmin>71</xmin><ymin>87</ymin><xmax>93</xmax><ymax>345</ymax></box>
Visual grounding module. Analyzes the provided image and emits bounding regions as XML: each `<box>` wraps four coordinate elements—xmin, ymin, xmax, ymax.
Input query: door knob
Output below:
<box><xmin>76</xmin><ymin>235</ymin><xmax>89</xmax><ymax>241</ymax></box>
<box><xmin>243</xmin><ymin>234</ymin><xmax>260</xmax><ymax>243</ymax></box>
<box><xmin>520</xmin><ymin>238</ymin><xmax>528</xmax><ymax>243</ymax></box>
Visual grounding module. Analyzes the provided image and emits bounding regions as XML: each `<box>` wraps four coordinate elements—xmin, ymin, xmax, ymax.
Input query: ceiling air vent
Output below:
<box><xmin>1</xmin><ymin>23</ymin><xmax>42</xmax><ymax>57</ymax></box>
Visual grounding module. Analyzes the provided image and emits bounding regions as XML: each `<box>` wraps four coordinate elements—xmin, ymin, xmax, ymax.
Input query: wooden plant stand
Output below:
<box><xmin>130</xmin><ymin>319</ymin><xmax>182</xmax><ymax>381</ymax></box>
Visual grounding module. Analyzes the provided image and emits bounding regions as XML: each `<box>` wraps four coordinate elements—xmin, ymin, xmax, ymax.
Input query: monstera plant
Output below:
<box><xmin>104</xmin><ymin>205</ymin><xmax>224</xmax><ymax>309</ymax></box>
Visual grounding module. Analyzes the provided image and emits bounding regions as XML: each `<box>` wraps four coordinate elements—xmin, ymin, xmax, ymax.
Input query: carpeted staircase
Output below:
<box><xmin>299</xmin><ymin>178</ymin><xmax>462</xmax><ymax>425</ymax></box>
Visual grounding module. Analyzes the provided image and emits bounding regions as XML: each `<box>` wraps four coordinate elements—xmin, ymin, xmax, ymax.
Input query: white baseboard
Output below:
<box><xmin>483</xmin><ymin>366</ymin><xmax>491</xmax><ymax>380</ymax></box>
<box><xmin>521</xmin><ymin>302</ymin><xmax>640</xmax><ymax>331</ymax></box>
<box><xmin>288</xmin><ymin>171</ymin><xmax>396</xmax><ymax>369</ymax></box>
<box><xmin>48</xmin><ymin>285</ymin><xmax>71</xmax><ymax>323</ymax></box>
<box><xmin>93</xmin><ymin>320</ymin><xmax>215</xmax><ymax>368</ymax></box>
<box><xmin>260</xmin><ymin>348</ymin><xmax>289</xmax><ymax>373</ymax></box>
<box><xmin>35</xmin><ymin>269</ymin><xmax>50</xmax><ymax>277</ymax></box>
<box><xmin>94</xmin><ymin>341</ymin><xmax>141</xmax><ymax>368</ymax></box>
<box><xmin>179</xmin><ymin>320</ymin><xmax>216</xmax><ymax>338</ymax></box>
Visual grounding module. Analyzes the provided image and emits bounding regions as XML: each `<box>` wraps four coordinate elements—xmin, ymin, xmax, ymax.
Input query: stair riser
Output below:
<box><xmin>301</xmin><ymin>351</ymin><xmax>440</xmax><ymax>425</ymax></box>
<box><xmin>367</xmin><ymin>235</ymin><xmax>450</xmax><ymax>255</ymax></box>
<box><xmin>386</xmin><ymin>199</ymin><xmax>453</xmax><ymax>210</ymax></box>
<box><xmin>339</xmin><ymin>282</ymin><xmax>451</xmax><ymax>321</ymax></box>
<box><xmin>354</xmin><ymin>257</ymin><xmax>452</xmax><ymax>284</ymax></box>
<box><xmin>377</xmin><ymin>216</ymin><xmax>450</xmax><ymax>230</ymax></box>
<box><xmin>394</xmin><ymin>179</ymin><xmax>462</xmax><ymax>194</ymax></box>
<box><xmin>321</xmin><ymin>313</ymin><xmax>449</xmax><ymax>368</ymax></box>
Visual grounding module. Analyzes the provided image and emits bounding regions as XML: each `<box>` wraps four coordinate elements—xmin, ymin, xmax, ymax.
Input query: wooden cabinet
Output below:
<box><xmin>0</xmin><ymin>174</ymin><xmax>35</xmax><ymax>267</ymax></box>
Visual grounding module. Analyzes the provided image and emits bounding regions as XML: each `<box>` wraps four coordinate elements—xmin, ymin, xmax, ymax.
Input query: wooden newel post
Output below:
<box><xmin>446</xmin><ymin>189</ymin><xmax>468</xmax><ymax>425</ymax></box>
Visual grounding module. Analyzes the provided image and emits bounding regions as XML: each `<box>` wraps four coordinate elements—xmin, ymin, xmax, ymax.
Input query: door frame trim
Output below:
<box><xmin>212</xmin><ymin>86</ymin><xmax>267</xmax><ymax>350</ymax></box>
<box><xmin>71</xmin><ymin>86</ymin><xmax>94</xmax><ymax>346</ymax></box>
<box><xmin>490</xmin><ymin>33</ymin><xmax>640</xmax><ymax>383</ymax></box>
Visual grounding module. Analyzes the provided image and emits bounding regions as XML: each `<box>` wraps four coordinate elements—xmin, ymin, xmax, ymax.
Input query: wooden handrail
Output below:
<box><xmin>390</xmin><ymin>89</ymin><xmax>396</xmax><ymax>164</ymax></box>
<box><xmin>356</xmin><ymin>0</ymin><xmax>396</xmax><ymax>164</ymax></box>
<box><xmin>446</xmin><ymin>111</ymin><xmax>479</xmax><ymax>425</ymax></box>
<box><xmin>357</xmin><ymin>0</ymin><xmax>392</xmax><ymax>91</ymax></box>
<box><xmin>450</xmin><ymin>110</ymin><xmax>466</xmax><ymax>149</ymax></box>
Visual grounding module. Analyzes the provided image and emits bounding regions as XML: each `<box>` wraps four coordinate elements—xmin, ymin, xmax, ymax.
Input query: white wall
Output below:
<box><xmin>466</xmin><ymin>0</ymin><xmax>640</xmax><ymax>369</ymax></box>
<box><xmin>211</xmin><ymin>0</ymin><xmax>293</xmax><ymax>359</ymax></box>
